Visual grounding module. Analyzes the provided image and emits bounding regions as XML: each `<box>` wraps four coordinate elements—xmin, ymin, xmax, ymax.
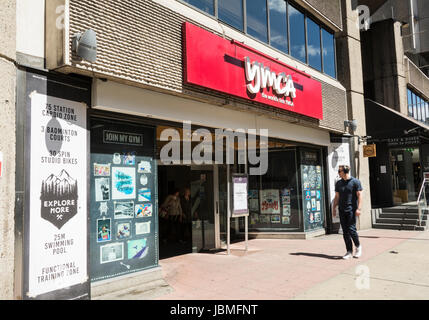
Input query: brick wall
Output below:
<box><xmin>68</xmin><ymin>0</ymin><xmax>347</xmax><ymax>132</ymax></box>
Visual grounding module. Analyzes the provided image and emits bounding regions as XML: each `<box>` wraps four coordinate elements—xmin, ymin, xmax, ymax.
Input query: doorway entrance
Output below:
<box><xmin>390</xmin><ymin>147</ymin><xmax>422</xmax><ymax>204</ymax></box>
<box><xmin>158</xmin><ymin>164</ymin><xmax>228</xmax><ymax>259</ymax></box>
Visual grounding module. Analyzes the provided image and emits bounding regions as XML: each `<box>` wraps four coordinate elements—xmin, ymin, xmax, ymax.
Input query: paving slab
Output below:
<box><xmin>150</xmin><ymin>229</ymin><xmax>425</xmax><ymax>300</ymax></box>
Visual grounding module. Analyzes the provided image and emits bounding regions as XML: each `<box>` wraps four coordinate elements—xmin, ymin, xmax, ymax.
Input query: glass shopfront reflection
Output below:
<box><xmin>247</xmin><ymin>145</ymin><xmax>301</xmax><ymax>231</ymax></box>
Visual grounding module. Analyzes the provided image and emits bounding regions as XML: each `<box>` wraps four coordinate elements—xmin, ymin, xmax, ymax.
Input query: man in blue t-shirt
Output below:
<box><xmin>333</xmin><ymin>165</ymin><xmax>363</xmax><ymax>260</ymax></box>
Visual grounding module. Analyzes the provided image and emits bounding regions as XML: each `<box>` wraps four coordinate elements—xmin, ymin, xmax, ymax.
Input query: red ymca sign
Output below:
<box><xmin>183</xmin><ymin>22</ymin><xmax>323</xmax><ymax>120</ymax></box>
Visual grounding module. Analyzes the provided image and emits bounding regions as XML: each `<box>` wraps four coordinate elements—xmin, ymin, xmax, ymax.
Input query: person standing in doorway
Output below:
<box><xmin>333</xmin><ymin>165</ymin><xmax>363</xmax><ymax>259</ymax></box>
<box><xmin>160</xmin><ymin>188</ymin><xmax>184</xmax><ymax>243</ymax></box>
<box><xmin>180</xmin><ymin>188</ymin><xmax>192</xmax><ymax>243</ymax></box>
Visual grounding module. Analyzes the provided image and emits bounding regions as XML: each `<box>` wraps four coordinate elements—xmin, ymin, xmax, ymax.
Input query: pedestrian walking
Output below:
<box><xmin>333</xmin><ymin>165</ymin><xmax>363</xmax><ymax>259</ymax></box>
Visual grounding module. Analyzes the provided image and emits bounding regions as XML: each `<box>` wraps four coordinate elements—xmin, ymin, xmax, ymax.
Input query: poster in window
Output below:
<box><xmin>260</xmin><ymin>189</ymin><xmax>280</xmax><ymax>214</ymax></box>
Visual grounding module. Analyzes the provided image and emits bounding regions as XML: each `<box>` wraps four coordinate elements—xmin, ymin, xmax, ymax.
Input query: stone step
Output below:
<box><xmin>372</xmin><ymin>223</ymin><xmax>426</xmax><ymax>231</ymax></box>
<box><xmin>376</xmin><ymin>218</ymin><xmax>427</xmax><ymax>226</ymax></box>
<box><xmin>381</xmin><ymin>207</ymin><xmax>419</xmax><ymax>214</ymax></box>
<box><xmin>379</xmin><ymin>213</ymin><xmax>427</xmax><ymax>220</ymax></box>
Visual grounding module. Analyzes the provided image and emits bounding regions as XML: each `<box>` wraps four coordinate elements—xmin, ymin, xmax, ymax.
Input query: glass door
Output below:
<box><xmin>218</xmin><ymin>165</ymin><xmax>229</xmax><ymax>248</ymax></box>
<box><xmin>390</xmin><ymin>147</ymin><xmax>421</xmax><ymax>204</ymax></box>
<box><xmin>191</xmin><ymin>166</ymin><xmax>216</xmax><ymax>252</ymax></box>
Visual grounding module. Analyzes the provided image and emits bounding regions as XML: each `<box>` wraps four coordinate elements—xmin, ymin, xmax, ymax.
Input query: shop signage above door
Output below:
<box><xmin>183</xmin><ymin>22</ymin><xmax>323</xmax><ymax>120</ymax></box>
<box><xmin>386</xmin><ymin>136</ymin><xmax>420</xmax><ymax>147</ymax></box>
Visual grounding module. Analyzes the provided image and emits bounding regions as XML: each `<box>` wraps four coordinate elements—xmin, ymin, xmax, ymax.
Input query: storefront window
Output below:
<box><xmin>218</xmin><ymin>0</ymin><xmax>244</xmax><ymax>31</ymax></box>
<box><xmin>288</xmin><ymin>4</ymin><xmax>306</xmax><ymax>63</ymax></box>
<box><xmin>306</xmin><ymin>17</ymin><xmax>322</xmax><ymax>71</ymax></box>
<box><xmin>246</xmin><ymin>0</ymin><xmax>268</xmax><ymax>43</ymax></box>
<box><xmin>268</xmin><ymin>0</ymin><xmax>288</xmax><ymax>53</ymax></box>
<box><xmin>183</xmin><ymin>0</ymin><xmax>214</xmax><ymax>15</ymax></box>
<box><xmin>247</xmin><ymin>140</ymin><xmax>301</xmax><ymax>231</ymax></box>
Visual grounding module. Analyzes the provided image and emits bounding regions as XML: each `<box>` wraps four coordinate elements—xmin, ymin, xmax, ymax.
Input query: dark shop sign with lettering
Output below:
<box><xmin>103</xmin><ymin>130</ymin><xmax>143</xmax><ymax>146</ymax></box>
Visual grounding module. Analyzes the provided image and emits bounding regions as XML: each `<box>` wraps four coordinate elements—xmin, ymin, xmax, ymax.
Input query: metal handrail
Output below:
<box><xmin>417</xmin><ymin>178</ymin><xmax>427</xmax><ymax>203</ymax></box>
<box><xmin>417</xmin><ymin>178</ymin><xmax>428</xmax><ymax>227</ymax></box>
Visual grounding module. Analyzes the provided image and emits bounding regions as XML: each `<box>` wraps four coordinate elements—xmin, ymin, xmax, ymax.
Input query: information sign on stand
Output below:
<box><xmin>228</xmin><ymin>174</ymin><xmax>249</xmax><ymax>255</ymax></box>
<box><xmin>231</xmin><ymin>174</ymin><xmax>249</xmax><ymax>217</ymax></box>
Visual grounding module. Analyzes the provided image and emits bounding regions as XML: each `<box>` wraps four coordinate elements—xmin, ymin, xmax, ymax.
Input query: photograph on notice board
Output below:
<box><xmin>112</xmin><ymin>167</ymin><xmax>136</xmax><ymax>200</ymax></box>
<box><xmin>138</xmin><ymin>188</ymin><xmax>151</xmax><ymax>202</ymax></box>
<box><xmin>97</xmin><ymin>219</ymin><xmax>111</xmax><ymax>243</ymax></box>
<box><xmin>95</xmin><ymin>178</ymin><xmax>110</xmax><ymax>202</ymax></box>
<box><xmin>123</xmin><ymin>152</ymin><xmax>136</xmax><ymax>166</ymax></box>
<box><xmin>114</xmin><ymin>201</ymin><xmax>135</xmax><ymax>219</ymax></box>
<box><xmin>100</xmin><ymin>242</ymin><xmax>124</xmax><ymax>264</ymax></box>
<box><xmin>137</xmin><ymin>160</ymin><xmax>152</xmax><ymax>173</ymax></box>
<box><xmin>116</xmin><ymin>222</ymin><xmax>131</xmax><ymax>240</ymax></box>
<box><xmin>94</xmin><ymin>163</ymin><xmax>111</xmax><ymax>177</ymax></box>
<box><xmin>135</xmin><ymin>203</ymin><xmax>153</xmax><ymax>218</ymax></box>
<box><xmin>127</xmin><ymin>239</ymin><xmax>148</xmax><ymax>260</ymax></box>
<box><xmin>135</xmin><ymin>221</ymin><xmax>151</xmax><ymax>235</ymax></box>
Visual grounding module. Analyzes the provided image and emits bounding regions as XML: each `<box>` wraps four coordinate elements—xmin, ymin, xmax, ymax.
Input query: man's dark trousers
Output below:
<box><xmin>339</xmin><ymin>209</ymin><xmax>360</xmax><ymax>253</ymax></box>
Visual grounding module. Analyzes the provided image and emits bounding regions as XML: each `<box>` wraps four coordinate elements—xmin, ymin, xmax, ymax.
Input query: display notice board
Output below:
<box><xmin>89</xmin><ymin>118</ymin><xmax>158</xmax><ymax>282</ymax></box>
<box><xmin>301</xmin><ymin>149</ymin><xmax>325</xmax><ymax>231</ymax></box>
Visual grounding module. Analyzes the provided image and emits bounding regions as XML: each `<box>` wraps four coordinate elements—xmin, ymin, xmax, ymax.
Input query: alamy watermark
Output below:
<box><xmin>355</xmin><ymin>265</ymin><xmax>371</xmax><ymax>290</ymax></box>
<box><xmin>357</xmin><ymin>5</ymin><xmax>372</xmax><ymax>31</ymax></box>
<box><xmin>159</xmin><ymin>121</ymin><xmax>269</xmax><ymax>176</ymax></box>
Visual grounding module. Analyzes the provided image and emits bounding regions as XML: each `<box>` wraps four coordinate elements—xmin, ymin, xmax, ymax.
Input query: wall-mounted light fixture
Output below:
<box><xmin>71</xmin><ymin>29</ymin><xmax>97</xmax><ymax>63</ymax></box>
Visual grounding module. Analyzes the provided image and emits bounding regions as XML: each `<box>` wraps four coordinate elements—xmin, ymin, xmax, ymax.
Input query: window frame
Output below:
<box><xmin>178</xmin><ymin>0</ymin><xmax>338</xmax><ymax>79</ymax></box>
<box><xmin>407</xmin><ymin>87</ymin><xmax>429</xmax><ymax>124</ymax></box>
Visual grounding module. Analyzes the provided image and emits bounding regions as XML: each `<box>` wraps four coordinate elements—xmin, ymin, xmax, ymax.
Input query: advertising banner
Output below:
<box><xmin>27</xmin><ymin>92</ymin><xmax>88</xmax><ymax>298</ymax></box>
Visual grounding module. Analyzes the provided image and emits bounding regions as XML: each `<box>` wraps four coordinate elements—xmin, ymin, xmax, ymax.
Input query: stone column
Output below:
<box><xmin>337</xmin><ymin>0</ymin><xmax>372</xmax><ymax>230</ymax></box>
<box><xmin>0</xmin><ymin>0</ymin><xmax>17</xmax><ymax>300</ymax></box>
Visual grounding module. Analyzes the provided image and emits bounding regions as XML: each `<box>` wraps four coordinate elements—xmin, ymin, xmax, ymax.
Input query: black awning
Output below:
<box><xmin>365</xmin><ymin>99</ymin><xmax>429</xmax><ymax>139</ymax></box>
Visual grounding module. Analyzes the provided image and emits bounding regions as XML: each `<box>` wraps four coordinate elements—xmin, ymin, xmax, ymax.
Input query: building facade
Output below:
<box><xmin>358</xmin><ymin>0</ymin><xmax>429</xmax><ymax>208</ymax></box>
<box><xmin>0</xmin><ymin>0</ymin><xmax>372</xmax><ymax>299</ymax></box>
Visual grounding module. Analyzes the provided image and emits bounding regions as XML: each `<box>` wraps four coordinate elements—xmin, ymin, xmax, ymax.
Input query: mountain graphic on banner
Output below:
<box><xmin>40</xmin><ymin>170</ymin><xmax>78</xmax><ymax>229</ymax></box>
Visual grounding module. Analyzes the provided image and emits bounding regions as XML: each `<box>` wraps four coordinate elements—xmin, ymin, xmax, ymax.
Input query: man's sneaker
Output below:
<box><xmin>354</xmin><ymin>246</ymin><xmax>362</xmax><ymax>258</ymax></box>
<box><xmin>342</xmin><ymin>252</ymin><xmax>353</xmax><ymax>260</ymax></box>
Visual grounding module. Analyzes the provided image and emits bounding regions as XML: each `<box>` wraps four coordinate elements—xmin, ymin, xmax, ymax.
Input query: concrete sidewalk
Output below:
<box><xmin>153</xmin><ymin>229</ymin><xmax>429</xmax><ymax>300</ymax></box>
